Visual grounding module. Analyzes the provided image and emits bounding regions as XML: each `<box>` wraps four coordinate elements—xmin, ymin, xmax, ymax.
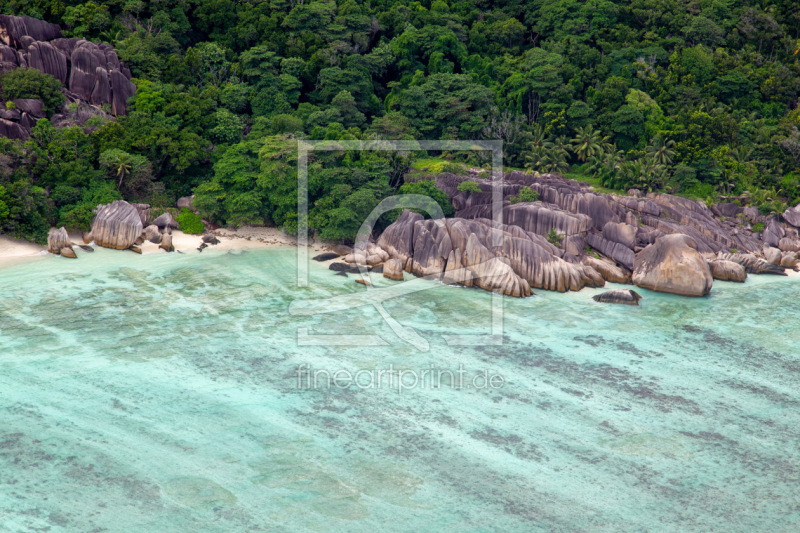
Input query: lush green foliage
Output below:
<box><xmin>0</xmin><ymin>68</ymin><xmax>65</xmax><ymax>115</ymax></box>
<box><xmin>1</xmin><ymin>0</ymin><xmax>800</xmax><ymax>242</ymax></box>
<box><xmin>546</xmin><ymin>228</ymin><xmax>563</xmax><ymax>246</ymax></box>
<box><xmin>456</xmin><ymin>181</ymin><xmax>482</xmax><ymax>194</ymax></box>
<box><xmin>509</xmin><ymin>186</ymin><xmax>540</xmax><ymax>204</ymax></box>
<box><xmin>398</xmin><ymin>179</ymin><xmax>456</xmax><ymax>218</ymax></box>
<box><xmin>176</xmin><ymin>208</ymin><xmax>205</xmax><ymax>234</ymax></box>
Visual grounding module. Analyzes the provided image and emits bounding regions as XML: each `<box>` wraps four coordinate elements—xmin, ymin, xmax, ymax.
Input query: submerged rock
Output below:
<box><xmin>592</xmin><ymin>289</ymin><xmax>642</xmax><ymax>306</ymax></box>
<box><xmin>313</xmin><ymin>252</ymin><xmax>340</xmax><ymax>262</ymax></box>
<box><xmin>633</xmin><ymin>234</ymin><xmax>713</xmax><ymax>297</ymax></box>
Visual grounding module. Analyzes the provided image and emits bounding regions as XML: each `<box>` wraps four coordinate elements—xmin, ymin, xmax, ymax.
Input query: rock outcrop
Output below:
<box><xmin>383</xmin><ymin>258</ymin><xmax>404</xmax><ymax>280</ymax></box>
<box><xmin>593</xmin><ymin>289</ymin><xmax>642</xmax><ymax>305</ymax></box>
<box><xmin>346</xmin><ymin>210</ymin><xmax>604</xmax><ymax>297</ymax></box>
<box><xmin>0</xmin><ymin>15</ymin><xmax>135</xmax><ymax>140</ymax></box>
<box><xmin>632</xmin><ymin>234</ymin><xmax>713</xmax><ymax>297</ymax></box>
<box><xmin>707</xmin><ymin>260</ymin><xmax>747</xmax><ymax>282</ymax></box>
<box><xmin>91</xmin><ymin>200</ymin><xmax>143</xmax><ymax>250</ymax></box>
<box><xmin>47</xmin><ymin>226</ymin><xmax>70</xmax><ymax>254</ymax></box>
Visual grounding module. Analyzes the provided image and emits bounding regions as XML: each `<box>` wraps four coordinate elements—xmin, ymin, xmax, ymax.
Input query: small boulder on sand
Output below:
<box><xmin>383</xmin><ymin>258</ymin><xmax>404</xmax><ymax>281</ymax></box>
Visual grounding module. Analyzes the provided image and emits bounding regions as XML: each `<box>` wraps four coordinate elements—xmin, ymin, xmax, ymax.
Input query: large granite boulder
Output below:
<box><xmin>47</xmin><ymin>226</ymin><xmax>70</xmax><ymax>254</ymax></box>
<box><xmin>376</xmin><ymin>209</ymin><xmax>423</xmax><ymax>271</ymax></box>
<box><xmin>633</xmin><ymin>234</ymin><xmax>713</xmax><ymax>296</ymax></box>
<box><xmin>383</xmin><ymin>258</ymin><xmax>404</xmax><ymax>281</ymax></box>
<box><xmin>153</xmin><ymin>211</ymin><xmax>179</xmax><ymax>230</ymax></box>
<box><xmin>585</xmin><ymin>233</ymin><xmax>635</xmax><ymax>270</ymax></box>
<box><xmin>778</xmin><ymin>238</ymin><xmax>800</xmax><ymax>253</ymax></box>
<box><xmin>410</xmin><ymin>219</ymin><xmax>453</xmax><ymax>278</ymax></box>
<box><xmin>707</xmin><ymin>260</ymin><xmax>746</xmax><ymax>282</ymax></box>
<box><xmin>783</xmin><ymin>205</ymin><xmax>800</xmax><ymax>227</ymax></box>
<box><xmin>92</xmin><ymin>200</ymin><xmax>144</xmax><ymax>250</ymax></box>
<box><xmin>0</xmin><ymin>15</ymin><xmax>62</xmax><ymax>47</ymax></box>
<box><xmin>26</xmin><ymin>41</ymin><xmax>67</xmax><ymax>84</ymax></box>
<box><xmin>462</xmin><ymin>234</ymin><xmax>531</xmax><ymax>297</ymax></box>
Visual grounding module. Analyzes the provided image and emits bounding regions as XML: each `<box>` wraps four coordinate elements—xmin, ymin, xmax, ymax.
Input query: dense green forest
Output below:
<box><xmin>1</xmin><ymin>0</ymin><xmax>800</xmax><ymax>243</ymax></box>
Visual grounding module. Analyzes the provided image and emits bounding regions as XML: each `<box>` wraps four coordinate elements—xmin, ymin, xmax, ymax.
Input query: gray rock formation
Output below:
<box><xmin>717</xmin><ymin>252</ymin><xmax>786</xmax><ymax>275</ymax></box>
<box><xmin>91</xmin><ymin>200</ymin><xmax>144</xmax><ymax>250</ymax></box>
<box><xmin>160</xmin><ymin>232</ymin><xmax>174</xmax><ymax>252</ymax></box>
<box><xmin>593</xmin><ymin>289</ymin><xmax>642</xmax><ymax>305</ymax></box>
<box><xmin>783</xmin><ymin>205</ymin><xmax>800</xmax><ymax>228</ymax></box>
<box><xmin>581</xmin><ymin>255</ymin><xmax>631</xmax><ymax>284</ymax></box>
<box><xmin>0</xmin><ymin>15</ymin><xmax>135</xmax><ymax>140</ymax></box>
<box><xmin>143</xmin><ymin>225</ymin><xmax>162</xmax><ymax>243</ymax></box>
<box><xmin>47</xmin><ymin>226</ymin><xmax>70</xmax><ymax>254</ymax></box>
<box><xmin>633</xmin><ymin>234</ymin><xmax>713</xmax><ymax>297</ymax></box>
<box><xmin>707</xmin><ymin>260</ymin><xmax>746</xmax><ymax>282</ymax></box>
<box><xmin>153</xmin><ymin>212</ymin><xmax>179</xmax><ymax>230</ymax></box>
<box><xmin>376</xmin><ymin>209</ymin><xmax>423</xmax><ymax>271</ymax></box>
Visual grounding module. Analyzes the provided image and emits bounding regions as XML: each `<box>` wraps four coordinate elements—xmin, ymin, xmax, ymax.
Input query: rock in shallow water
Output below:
<box><xmin>633</xmin><ymin>234</ymin><xmax>713</xmax><ymax>297</ymax></box>
<box><xmin>92</xmin><ymin>201</ymin><xmax>143</xmax><ymax>250</ymax></box>
<box><xmin>592</xmin><ymin>289</ymin><xmax>642</xmax><ymax>305</ymax></box>
<box><xmin>313</xmin><ymin>252</ymin><xmax>340</xmax><ymax>262</ymax></box>
<box><xmin>383</xmin><ymin>258</ymin><xmax>404</xmax><ymax>281</ymax></box>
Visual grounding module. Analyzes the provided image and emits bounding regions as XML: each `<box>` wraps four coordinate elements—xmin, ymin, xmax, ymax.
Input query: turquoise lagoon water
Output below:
<box><xmin>1</xmin><ymin>246</ymin><xmax>799</xmax><ymax>532</ymax></box>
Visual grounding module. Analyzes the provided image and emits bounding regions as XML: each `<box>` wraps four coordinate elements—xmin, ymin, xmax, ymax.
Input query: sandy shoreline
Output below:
<box><xmin>0</xmin><ymin>226</ymin><xmax>342</xmax><ymax>270</ymax></box>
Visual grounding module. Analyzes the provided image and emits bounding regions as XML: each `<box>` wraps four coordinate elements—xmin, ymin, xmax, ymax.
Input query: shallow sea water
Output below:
<box><xmin>0</xmin><ymin>246</ymin><xmax>799</xmax><ymax>532</ymax></box>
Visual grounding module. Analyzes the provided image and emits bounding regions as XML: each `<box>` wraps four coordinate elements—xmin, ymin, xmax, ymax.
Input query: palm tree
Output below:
<box><xmin>539</xmin><ymin>149</ymin><xmax>570</xmax><ymax>174</ymax></box>
<box><xmin>571</xmin><ymin>125</ymin><xmax>604</xmax><ymax>162</ymax></box>
<box><xmin>646</xmin><ymin>138</ymin><xmax>676</xmax><ymax>165</ymax></box>
<box><xmin>114</xmin><ymin>154</ymin><xmax>132</xmax><ymax>188</ymax></box>
<box><xmin>530</xmin><ymin>124</ymin><xmax>553</xmax><ymax>149</ymax></box>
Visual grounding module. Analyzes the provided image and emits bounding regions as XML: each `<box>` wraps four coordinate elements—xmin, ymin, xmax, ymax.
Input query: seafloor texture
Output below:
<box><xmin>0</xmin><ymin>247</ymin><xmax>799</xmax><ymax>532</ymax></box>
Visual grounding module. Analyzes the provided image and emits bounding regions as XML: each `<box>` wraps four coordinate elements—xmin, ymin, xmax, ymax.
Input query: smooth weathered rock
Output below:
<box><xmin>764</xmin><ymin>246</ymin><xmax>782</xmax><ymax>265</ymax></box>
<box><xmin>59</xmin><ymin>246</ymin><xmax>77</xmax><ymax>258</ymax></box>
<box><xmin>129</xmin><ymin>244</ymin><xmax>142</xmax><ymax>254</ymax></box>
<box><xmin>602</xmin><ymin>221</ymin><xmax>637</xmax><ymax>249</ymax></box>
<box><xmin>12</xmin><ymin>98</ymin><xmax>44</xmax><ymax>118</ymax></box>
<box><xmin>47</xmin><ymin>227</ymin><xmax>70</xmax><ymax>254</ymax></box>
<box><xmin>462</xmin><ymin>234</ymin><xmax>531</xmax><ymax>297</ymax></box>
<box><xmin>329</xmin><ymin>262</ymin><xmax>351</xmax><ymax>272</ymax></box>
<box><xmin>376</xmin><ymin>209</ymin><xmax>423</xmax><ymax>271</ymax></box>
<box><xmin>708</xmin><ymin>260</ymin><xmax>746</xmax><ymax>282</ymax></box>
<box><xmin>585</xmin><ymin>233</ymin><xmax>635</xmax><ymax>270</ymax></box>
<box><xmin>332</xmin><ymin>244</ymin><xmax>353</xmax><ymax>256</ymax></box>
<box><xmin>0</xmin><ymin>118</ymin><xmax>28</xmax><ymax>140</ymax></box>
<box><xmin>778</xmin><ymin>238</ymin><xmax>800</xmax><ymax>253</ymax></box>
<box><xmin>0</xmin><ymin>15</ymin><xmax>62</xmax><ymax>46</ymax></box>
<box><xmin>582</xmin><ymin>255</ymin><xmax>631</xmax><ymax>284</ymax></box>
<box><xmin>593</xmin><ymin>289</ymin><xmax>642</xmax><ymax>306</ymax></box>
<box><xmin>27</xmin><ymin>41</ymin><xmax>67</xmax><ymax>84</ymax></box>
<box><xmin>410</xmin><ymin>219</ymin><xmax>452</xmax><ymax>278</ymax></box>
<box><xmin>383</xmin><ymin>258</ymin><xmax>404</xmax><ymax>281</ymax></box>
<box><xmin>633</xmin><ymin>234</ymin><xmax>713</xmax><ymax>297</ymax></box>
<box><xmin>160</xmin><ymin>232</ymin><xmax>174</xmax><ymax>252</ymax></box>
<box><xmin>82</xmin><ymin>231</ymin><xmax>93</xmax><ymax>244</ymax></box>
<box><xmin>717</xmin><ymin>252</ymin><xmax>786</xmax><ymax>275</ymax></box>
<box><xmin>177</xmin><ymin>196</ymin><xmax>195</xmax><ymax>211</ymax></box>
<box><xmin>355</xmin><ymin>278</ymin><xmax>372</xmax><ymax>286</ymax></box>
<box><xmin>143</xmin><ymin>224</ymin><xmax>161</xmax><ymax>243</ymax></box>
<box><xmin>110</xmin><ymin>69</ymin><xmax>136</xmax><ymax>115</ymax></box>
<box><xmin>763</xmin><ymin>218</ymin><xmax>784</xmax><ymax>247</ymax></box>
<box><xmin>92</xmin><ymin>200</ymin><xmax>144</xmax><ymax>250</ymax></box>
<box><xmin>780</xmin><ymin>252</ymin><xmax>799</xmax><ymax>269</ymax></box>
<box><xmin>313</xmin><ymin>252</ymin><xmax>340</xmax><ymax>261</ymax></box>
<box><xmin>153</xmin><ymin>212</ymin><xmax>179</xmax><ymax>230</ymax></box>
<box><xmin>783</xmin><ymin>205</ymin><xmax>800</xmax><ymax>227</ymax></box>
<box><xmin>201</xmin><ymin>234</ymin><xmax>219</xmax><ymax>245</ymax></box>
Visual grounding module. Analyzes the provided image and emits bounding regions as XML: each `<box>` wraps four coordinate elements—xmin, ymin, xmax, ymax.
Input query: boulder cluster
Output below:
<box><xmin>340</xmin><ymin>171</ymin><xmax>800</xmax><ymax>298</ymax></box>
<box><xmin>0</xmin><ymin>15</ymin><xmax>135</xmax><ymax>140</ymax></box>
<box><xmin>47</xmin><ymin>198</ymin><xmax>207</xmax><ymax>258</ymax></box>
